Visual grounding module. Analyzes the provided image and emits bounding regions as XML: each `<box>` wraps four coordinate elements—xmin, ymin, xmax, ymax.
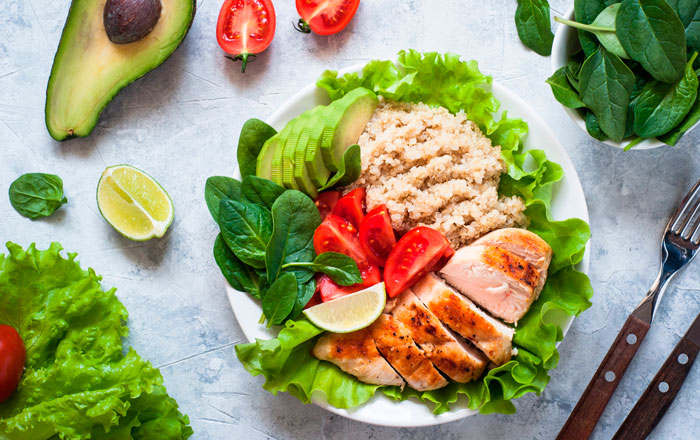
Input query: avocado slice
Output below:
<box><xmin>318</xmin><ymin>88</ymin><xmax>378</xmax><ymax>171</ymax></box>
<box><xmin>280</xmin><ymin>113</ymin><xmax>313</xmax><ymax>191</ymax></box>
<box><xmin>302</xmin><ymin>112</ymin><xmax>332</xmax><ymax>187</ymax></box>
<box><xmin>266</xmin><ymin>124</ymin><xmax>294</xmax><ymax>186</ymax></box>
<box><xmin>45</xmin><ymin>0</ymin><xmax>196</xmax><ymax>141</ymax></box>
<box><xmin>290</xmin><ymin>111</ymin><xmax>324</xmax><ymax>198</ymax></box>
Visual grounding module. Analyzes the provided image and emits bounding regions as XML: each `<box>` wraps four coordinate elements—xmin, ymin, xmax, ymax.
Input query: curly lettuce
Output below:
<box><xmin>0</xmin><ymin>242</ymin><xmax>193</xmax><ymax>439</ymax></box>
<box><xmin>236</xmin><ymin>50</ymin><xmax>593</xmax><ymax>415</ymax></box>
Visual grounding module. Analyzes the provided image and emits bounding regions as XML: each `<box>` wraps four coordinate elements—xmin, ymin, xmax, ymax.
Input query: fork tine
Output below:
<box><xmin>670</xmin><ymin>178</ymin><xmax>700</xmax><ymax>234</ymax></box>
<box><xmin>680</xmin><ymin>194</ymin><xmax>700</xmax><ymax>239</ymax></box>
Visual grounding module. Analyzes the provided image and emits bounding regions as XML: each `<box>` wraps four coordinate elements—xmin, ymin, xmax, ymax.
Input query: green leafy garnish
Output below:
<box><xmin>241</xmin><ymin>175</ymin><xmax>286</xmax><ymax>210</ymax></box>
<box><xmin>213</xmin><ymin>234</ymin><xmax>263</xmax><ymax>299</ymax></box>
<box><xmin>8</xmin><ymin>173</ymin><xmax>67</xmax><ymax>219</ymax></box>
<box><xmin>219</xmin><ymin>198</ymin><xmax>273</xmax><ymax>268</ymax></box>
<box><xmin>546</xmin><ymin>67</ymin><xmax>585</xmax><ymax>108</ymax></box>
<box><xmin>262</xmin><ymin>273</ymin><xmax>299</xmax><ymax>327</ymax></box>
<box><xmin>237</xmin><ymin>118</ymin><xmax>277</xmax><ymax>179</ymax></box>
<box><xmin>283</xmin><ymin>252</ymin><xmax>362</xmax><ymax>286</ymax></box>
<box><xmin>515</xmin><ymin>0</ymin><xmax>555</xmax><ymax>56</ymax></box>
<box><xmin>0</xmin><ymin>242</ymin><xmax>192</xmax><ymax>439</ymax></box>
<box><xmin>204</xmin><ymin>176</ymin><xmax>241</xmax><ymax>223</ymax></box>
<box><xmin>318</xmin><ymin>144</ymin><xmax>362</xmax><ymax>191</ymax></box>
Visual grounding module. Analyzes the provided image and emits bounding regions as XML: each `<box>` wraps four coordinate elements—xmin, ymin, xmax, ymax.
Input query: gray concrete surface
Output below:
<box><xmin>1</xmin><ymin>0</ymin><xmax>699</xmax><ymax>438</ymax></box>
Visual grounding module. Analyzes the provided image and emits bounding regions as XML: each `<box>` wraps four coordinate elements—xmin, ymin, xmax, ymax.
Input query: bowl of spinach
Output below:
<box><xmin>550</xmin><ymin>1</ymin><xmax>700</xmax><ymax>150</ymax></box>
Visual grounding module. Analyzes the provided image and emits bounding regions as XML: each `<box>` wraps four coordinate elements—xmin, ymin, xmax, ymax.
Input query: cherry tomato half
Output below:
<box><xmin>315</xmin><ymin>191</ymin><xmax>341</xmax><ymax>221</ymax></box>
<box><xmin>432</xmin><ymin>245</ymin><xmax>455</xmax><ymax>272</ymax></box>
<box><xmin>331</xmin><ymin>188</ymin><xmax>365</xmax><ymax>233</ymax></box>
<box><xmin>0</xmin><ymin>325</ymin><xmax>26</xmax><ymax>403</ymax></box>
<box><xmin>384</xmin><ymin>226</ymin><xmax>451</xmax><ymax>298</ymax></box>
<box><xmin>359</xmin><ymin>204</ymin><xmax>396</xmax><ymax>267</ymax></box>
<box><xmin>217</xmin><ymin>0</ymin><xmax>276</xmax><ymax>72</ymax></box>
<box><xmin>295</xmin><ymin>0</ymin><xmax>360</xmax><ymax>36</ymax></box>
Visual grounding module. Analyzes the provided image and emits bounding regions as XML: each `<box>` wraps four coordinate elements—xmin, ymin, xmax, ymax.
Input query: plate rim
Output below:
<box><xmin>226</xmin><ymin>59</ymin><xmax>591</xmax><ymax>427</ymax></box>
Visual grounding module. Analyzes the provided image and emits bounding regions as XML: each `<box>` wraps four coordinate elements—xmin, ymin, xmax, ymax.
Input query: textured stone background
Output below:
<box><xmin>2</xmin><ymin>0</ymin><xmax>699</xmax><ymax>438</ymax></box>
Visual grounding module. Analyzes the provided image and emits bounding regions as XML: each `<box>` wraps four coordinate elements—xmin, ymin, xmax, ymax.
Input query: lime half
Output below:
<box><xmin>97</xmin><ymin>165</ymin><xmax>173</xmax><ymax>241</ymax></box>
<box><xmin>303</xmin><ymin>282</ymin><xmax>386</xmax><ymax>333</ymax></box>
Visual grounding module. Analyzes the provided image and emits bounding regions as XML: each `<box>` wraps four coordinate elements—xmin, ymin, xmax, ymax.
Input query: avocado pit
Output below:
<box><xmin>104</xmin><ymin>0</ymin><xmax>162</xmax><ymax>44</ymax></box>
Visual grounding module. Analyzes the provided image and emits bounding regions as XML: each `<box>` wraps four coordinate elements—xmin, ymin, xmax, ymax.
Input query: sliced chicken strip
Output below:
<box><xmin>439</xmin><ymin>245</ymin><xmax>540</xmax><ymax>323</ymax></box>
<box><xmin>368</xmin><ymin>314</ymin><xmax>448</xmax><ymax>391</ymax></box>
<box><xmin>412</xmin><ymin>273</ymin><xmax>514</xmax><ymax>365</ymax></box>
<box><xmin>472</xmin><ymin>228</ymin><xmax>552</xmax><ymax>292</ymax></box>
<box><xmin>313</xmin><ymin>329</ymin><xmax>404</xmax><ymax>387</ymax></box>
<box><xmin>392</xmin><ymin>289</ymin><xmax>487</xmax><ymax>382</ymax></box>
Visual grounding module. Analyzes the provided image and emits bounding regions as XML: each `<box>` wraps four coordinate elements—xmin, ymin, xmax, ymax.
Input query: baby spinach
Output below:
<box><xmin>546</xmin><ymin>67</ymin><xmax>585</xmax><ymax>108</ymax></box>
<box><xmin>667</xmin><ymin>0</ymin><xmax>700</xmax><ymax>52</ymax></box>
<box><xmin>566</xmin><ymin>50</ymin><xmax>585</xmax><ymax>92</ymax></box>
<box><xmin>213</xmin><ymin>234</ymin><xmax>263</xmax><ymax>298</ymax></box>
<box><xmin>584</xmin><ymin>110</ymin><xmax>608</xmax><ymax>141</ymax></box>
<box><xmin>659</xmin><ymin>90</ymin><xmax>700</xmax><ymax>145</ymax></box>
<box><xmin>220</xmin><ymin>198</ymin><xmax>273</xmax><ymax>268</ymax></box>
<box><xmin>283</xmin><ymin>252</ymin><xmax>362</xmax><ymax>286</ymax></box>
<box><xmin>261</xmin><ymin>272</ymin><xmax>298</xmax><ymax>327</ymax></box>
<box><xmin>579</xmin><ymin>48</ymin><xmax>636</xmax><ymax>141</ymax></box>
<box><xmin>574</xmin><ymin>0</ymin><xmax>619</xmax><ymax>56</ymax></box>
<box><xmin>237</xmin><ymin>118</ymin><xmax>277</xmax><ymax>179</ymax></box>
<box><xmin>633</xmin><ymin>54</ymin><xmax>699</xmax><ymax>138</ymax></box>
<box><xmin>265</xmin><ymin>190</ymin><xmax>322</xmax><ymax>284</ymax></box>
<box><xmin>616</xmin><ymin>0</ymin><xmax>687</xmax><ymax>84</ymax></box>
<box><xmin>289</xmin><ymin>280</ymin><xmax>316</xmax><ymax>321</ymax></box>
<box><xmin>318</xmin><ymin>144</ymin><xmax>362</xmax><ymax>191</ymax></box>
<box><xmin>9</xmin><ymin>173</ymin><xmax>67</xmax><ymax>219</ymax></box>
<box><xmin>515</xmin><ymin>0</ymin><xmax>555</xmax><ymax>56</ymax></box>
<box><xmin>555</xmin><ymin>4</ymin><xmax>630</xmax><ymax>59</ymax></box>
<box><xmin>205</xmin><ymin>176</ymin><xmax>241</xmax><ymax>223</ymax></box>
<box><xmin>241</xmin><ymin>175</ymin><xmax>286</xmax><ymax>210</ymax></box>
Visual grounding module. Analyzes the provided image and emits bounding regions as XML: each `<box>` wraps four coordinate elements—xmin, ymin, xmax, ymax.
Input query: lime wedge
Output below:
<box><xmin>303</xmin><ymin>282</ymin><xmax>386</xmax><ymax>333</ymax></box>
<box><xmin>97</xmin><ymin>165</ymin><xmax>174</xmax><ymax>241</ymax></box>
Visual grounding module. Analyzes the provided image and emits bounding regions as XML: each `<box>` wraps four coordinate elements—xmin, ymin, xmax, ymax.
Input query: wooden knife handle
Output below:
<box><xmin>556</xmin><ymin>314</ymin><xmax>651</xmax><ymax>440</ymax></box>
<box><xmin>612</xmin><ymin>336</ymin><xmax>700</xmax><ymax>439</ymax></box>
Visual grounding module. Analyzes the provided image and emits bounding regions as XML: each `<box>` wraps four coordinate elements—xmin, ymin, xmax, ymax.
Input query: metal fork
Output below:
<box><xmin>557</xmin><ymin>178</ymin><xmax>700</xmax><ymax>440</ymax></box>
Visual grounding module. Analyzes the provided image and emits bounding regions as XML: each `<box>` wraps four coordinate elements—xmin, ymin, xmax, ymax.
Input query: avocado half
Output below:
<box><xmin>45</xmin><ymin>0</ymin><xmax>196</xmax><ymax>141</ymax></box>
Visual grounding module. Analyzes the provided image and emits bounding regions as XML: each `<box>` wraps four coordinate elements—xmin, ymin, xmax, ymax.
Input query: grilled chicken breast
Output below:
<box><xmin>472</xmin><ymin>228</ymin><xmax>552</xmax><ymax>291</ymax></box>
<box><xmin>412</xmin><ymin>273</ymin><xmax>514</xmax><ymax>365</ymax></box>
<box><xmin>313</xmin><ymin>329</ymin><xmax>404</xmax><ymax>387</ymax></box>
<box><xmin>392</xmin><ymin>289</ymin><xmax>487</xmax><ymax>382</ymax></box>
<box><xmin>368</xmin><ymin>314</ymin><xmax>448</xmax><ymax>391</ymax></box>
<box><xmin>439</xmin><ymin>245</ymin><xmax>540</xmax><ymax>323</ymax></box>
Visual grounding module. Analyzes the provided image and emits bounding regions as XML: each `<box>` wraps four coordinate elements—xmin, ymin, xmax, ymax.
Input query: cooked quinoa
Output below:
<box><xmin>350</xmin><ymin>99</ymin><xmax>527</xmax><ymax>248</ymax></box>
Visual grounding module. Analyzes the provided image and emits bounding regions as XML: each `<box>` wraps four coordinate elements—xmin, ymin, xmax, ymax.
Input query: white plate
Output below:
<box><xmin>226</xmin><ymin>61</ymin><xmax>591</xmax><ymax>427</ymax></box>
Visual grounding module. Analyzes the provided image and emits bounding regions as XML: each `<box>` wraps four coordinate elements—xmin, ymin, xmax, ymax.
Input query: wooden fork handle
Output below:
<box><xmin>556</xmin><ymin>314</ymin><xmax>651</xmax><ymax>440</ymax></box>
<box><xmin>613</xmin><ymin>332</ymin><xmax>700</xmax><ymax>439</ymax></box>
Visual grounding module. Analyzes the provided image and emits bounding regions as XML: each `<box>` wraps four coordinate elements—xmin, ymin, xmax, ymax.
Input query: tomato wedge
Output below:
<box><xmin>295</xmin><ymin>0</ymin><xmax>360</xmax><ymax>36</ymax></box>
<box><xmin>0</xmin><ymin>325</ymin><xmax>25</xmax><ymax>403</ymax></box>
<box><xmin>315</xmin><ymin>191</ymin><xmax>341</xmax><ymax>221</ymax></box>
<box><xmin>331</xmin><ymin>188</ymin><xmax>365</xmax><ymax>233</ymax></box>
<box><xmin>216</xmin><ymin>0</ymin><xmax>276</xmax><ymax>72</ymax></box>
<box><xmin>384</xmin><ymin>226</ymin><xmax>451</xmax><ymax>297</ymax></box>
<box><xmin>359</xmin><ymin>204</ymin><xmax>396</xmax><ymax>267</ymax></box>
<box><xmin>317</xmin><ymin>274</ymin><xmax>364</xmax><ymax>302</ymax></box>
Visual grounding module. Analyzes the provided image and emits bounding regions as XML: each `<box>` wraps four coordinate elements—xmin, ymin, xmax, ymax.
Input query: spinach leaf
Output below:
<box><xmin>266</xmin><ymin>190</ymin><xmax>322</xmax><ymax>283</ymax></box>
<box><xmin>633</xmin><ymin>54</ymin><xmax>699</xmax><ymax>138</ymax></box>
<box><xmin>237</xmin><ymin>118</ymin><xmax>277</xmax><ymax>179</ymax></box>
<box><xmin>546</xmin><ymin>67</ymin><xmax>585</xmax><ymax>108</ymax></box>
<box><xmin>667</xmin><ymin>0</ymin><xmax>700</xmax><ymax>52</ymax></box>
<box><xmin>574</xmin><ymin>0</ymin><xmax>618</xmax><ymax>56</ymax></box>
<box><xmin>584</xmin><ymin>110</ymin><xmax>608</xmax><ymax>141</ymax></box>
<box><xmin>616</xmin><ymin>0</ymin><xmax>687</xmax><ymax>84</ymax></box>
<box><xmin>9</xmin><ymin>173</ymin><xmax>67</xmax><ymax>219</ymax></box>
<box><xmin>241</xmin><ymin>175</ymin><xmax>286</xmax><ymax>210</ymax></box>
<box><xmin>205</xmin><ymin>176</ymin><xmax>241</xmax><ymax>223</ymax></box>
<box><xmin>555</xmin><ymin>4</ymin><xmax>630</xmax><ymax>59</ymax></box>
<box><xmin>220</xmin><ymin>198</ymin><xmax>273</xmax><ymax>268</ymax></box>
<box><xmin>566</xmin><ymin>50</ymin><xmax>585</xmax><ymax>92</ymax></box>
<box><xmin>261</xmin><ymin>272</ymin><xmax>298</xmax><ymax>327</ymax></box>
<box><xmin>213</xmin><ymin>234</ymin><xmax>263</xmax><ymax>298</ymax></box>
<box><xmin>580</xmin><ymin>48</ymin><xmax>636</xmax><ymax>141</ymax></box>
<box><xmin>283</xmin><ymin>252</ymin><xmax>362</xmax><ymax>286</ymax></box>
<box><xmin>289</xmin><ymin>279</ymin><xmax>316</xmax><ymax>321</ymax></box>
<box><xmin>515</xmin><ymin>0</ymin><xmax>555</xmax><ymax>56</ymax></box>
<box><xmin>659</xmin><ymin>87</ymin><xmax>700</xmax><ymax>145</ymax></box>
<box><xmin>318</xmin><ymin>144</ymin><xmax>361</xmax><ymax>191</ymax></box>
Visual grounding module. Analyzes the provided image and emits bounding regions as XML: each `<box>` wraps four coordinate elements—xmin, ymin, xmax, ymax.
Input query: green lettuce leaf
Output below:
<box><xmin>236</xmin><ymin>50</ymin><xmax>593</xmax><ymax>416</ymax></box>
<box><xmin>0</xmin><ymin>242</ymin><xmax>193</xmax><ymax>440</ymax></box>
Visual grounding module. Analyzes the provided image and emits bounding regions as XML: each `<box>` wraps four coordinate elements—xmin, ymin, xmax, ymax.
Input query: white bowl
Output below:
<box><xmin>226</xmin><ymin>60</ymin><xmax>591</xmax><ymax>427</ymax></box>
<box><xmin>551</xmin><ymin>6</ymin><xmax>664</xmax><ymax>149</ymax></box>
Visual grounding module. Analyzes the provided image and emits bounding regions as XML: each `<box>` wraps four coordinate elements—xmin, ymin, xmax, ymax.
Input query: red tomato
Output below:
<box><xmin>315</xmin><ymin>191</ymin><xmax>341</xmax><ymax>220</ymax></box>
<box><xmin>216</xmin><ymin>0</ymin><xmax>276</xmax><ymax>72</ymax></box>
<box><xmin>295</xmin><ymin>0</ymin><xmax>360</xmax><ymax>35</ymax></box>
<box><xmin>304</xmin><ymin>286</ymin><xmax>323</xmax><ymax>309</ymax></box>
<box><xmin>317</xmin><ymin>274</ymin><xmax>364</xmax><ymax>302</ymax></box>
<box><xmin>384</xmin><ymin>227</ymin><xmax>451</xmax><ymax>297</ymax></box>
<box><xmin>331</xmin><ymin>188</ymin><xmax>365</xmax><ymax>233</ymax></box>
<box><xmin>359</xmin><ymin>204</ymin><xmax>396</xmax><ymax>267</ymax></box>
<box><xmin>432</xmin><ymin>245</ymin><xmax>455</xmax><ymax>272</ymax></box>
<box><xmin>0</xmin><ymin>325</ymin><xmax>26</xmax><ymax>403</ymax></box>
